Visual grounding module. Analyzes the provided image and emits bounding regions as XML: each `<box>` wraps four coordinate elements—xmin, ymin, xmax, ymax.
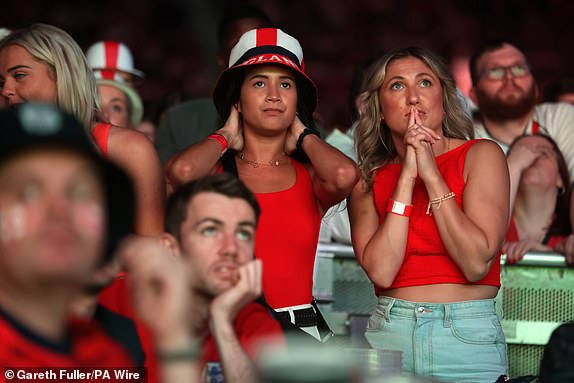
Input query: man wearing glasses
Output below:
<box><xmin>468</xmin><ymin>40</ymin><xmax>574</xmax><ymax>179</ymax></box>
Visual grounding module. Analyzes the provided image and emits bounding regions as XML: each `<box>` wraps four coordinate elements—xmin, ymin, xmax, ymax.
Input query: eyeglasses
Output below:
<box><xmin>480</xmin><ymin>64</ymin><xmax>530</xmax><ymax>81</ymax></box>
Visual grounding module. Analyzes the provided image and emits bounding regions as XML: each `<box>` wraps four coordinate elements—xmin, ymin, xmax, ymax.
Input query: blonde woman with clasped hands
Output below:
<box><xmin>349</xmin><ymin>46</ymin><xmax>510</xmax><ymax>383</ymax></box>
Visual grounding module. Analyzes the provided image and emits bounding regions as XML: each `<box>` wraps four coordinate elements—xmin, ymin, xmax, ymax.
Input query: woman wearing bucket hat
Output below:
<box><xmin>167</xmin><ymin>28</ymin><xmax>360</xmax><ymax>341</ymax></box>
<box><xmin>0</xmin><ymin>23</ymin><xmax>164</xmax><ymax>237</ymax></box>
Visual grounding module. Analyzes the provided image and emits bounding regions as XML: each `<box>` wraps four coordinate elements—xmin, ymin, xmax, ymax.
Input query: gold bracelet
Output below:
<box><xmin>426</xmin><ymin>191</ymin><xmax>455</xmax><ymax>216</ymax></box>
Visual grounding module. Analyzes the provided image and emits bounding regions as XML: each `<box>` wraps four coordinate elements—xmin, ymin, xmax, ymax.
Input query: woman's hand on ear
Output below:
<box><xmin>218</xmin><ymin>105</ymin><xmax>244</xmax><ymax>152</ymax></box>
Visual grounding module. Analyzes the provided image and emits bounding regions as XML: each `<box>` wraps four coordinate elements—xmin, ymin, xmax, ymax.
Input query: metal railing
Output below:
<box><xmin>314</xmin><ymin>242</ymin><xmax>574</xmax><ymax>377</ymax></box>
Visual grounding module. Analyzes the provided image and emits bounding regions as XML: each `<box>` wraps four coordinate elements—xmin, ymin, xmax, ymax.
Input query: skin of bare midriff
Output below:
<box><xmin>382</xmin><ymin>283</ymin><xmax>499</xmax><ymax>303</ymax></box>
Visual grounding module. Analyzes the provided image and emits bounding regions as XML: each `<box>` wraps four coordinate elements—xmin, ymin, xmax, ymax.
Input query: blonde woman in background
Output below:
<box><xmin>0</xmin><ymin>24</ymin><xmax>164</xmax><ymax>236</ymax></box>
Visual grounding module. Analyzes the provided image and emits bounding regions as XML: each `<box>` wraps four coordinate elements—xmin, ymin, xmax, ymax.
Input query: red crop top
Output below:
<box><xmin>372</xmin><ymin>139</ymin><xmax>500</xmax><ymax>295</ymax></box>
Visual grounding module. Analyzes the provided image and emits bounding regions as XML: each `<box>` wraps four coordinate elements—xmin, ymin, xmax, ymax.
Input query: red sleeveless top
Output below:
<box><xmin>372</xmin><ymin>139</ymin><xmax>501</xmax><ymax>295</ymax></box>
<box><xmin>254</xmin><ymin>160</ymin><xmax>322</xmax><ymax>308</ymax></box>
<box><xmin>92</xmin><ymin>122</ymin><xmax>111</xmax><ymax>157</ymax></box>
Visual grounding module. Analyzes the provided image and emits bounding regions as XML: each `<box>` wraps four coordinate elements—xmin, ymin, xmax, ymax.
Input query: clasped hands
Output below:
<box><xmin>402</xmin><ymin>107</ymin><xmax>442</xmax><ymax>181</ymax></box>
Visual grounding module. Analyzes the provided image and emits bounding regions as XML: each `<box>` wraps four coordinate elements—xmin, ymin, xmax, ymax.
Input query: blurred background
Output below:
<box><xmin>4</xmin><ymin>0</ymin><xmax>574</xmax><ymax>130</ymax></box>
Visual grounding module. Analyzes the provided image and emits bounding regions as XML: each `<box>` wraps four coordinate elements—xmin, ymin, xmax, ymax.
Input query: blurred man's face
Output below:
<box><xmin>178</xmin><ymin>192</ymin><xmax>256</xmax><ymax>297</ymax></box>
<box><xmin>471</xmin><ymin>44</ymin><xmax>538</xmax><ymax>120</ymax></box>
<box><xmin>0</xmin><ymin>149</ymin><xmax>105</xmax><ymax>287</ymax></box>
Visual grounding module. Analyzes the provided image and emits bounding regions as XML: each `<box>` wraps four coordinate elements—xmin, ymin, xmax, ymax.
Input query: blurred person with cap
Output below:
<box><xmin>156</xmin><ymin>4</ymin><xmax>273</xmax><ymax>166</ymax></box>
<box><xmin>0</xmin><ymin>103</ymin><xmax>201</xmax><ymax>382</ymax></box>
<box><xmin>167</xmin><ymin>27</ymin><xmax>360</xmax><ymax>341</ymax></box>
<box><xmin>0</xmin><ymin>102</ymin><xmax>135</xmax><ymax>367</ymax></box>
<box><xmin>0</xmin><ymin>24</ymin><xmax>164</xmax><ymax>237</ymax></box>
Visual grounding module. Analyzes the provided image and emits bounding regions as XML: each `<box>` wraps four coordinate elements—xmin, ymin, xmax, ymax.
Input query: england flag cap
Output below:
<box><xmin>213</xmin><ymin>28</ymin><xmax>318</xmax><ymax>116</ymax></box>
<box><xmin>86</xmin><ymin>40</ymin><xmax>144</xmax><ymax>79</ymax></box>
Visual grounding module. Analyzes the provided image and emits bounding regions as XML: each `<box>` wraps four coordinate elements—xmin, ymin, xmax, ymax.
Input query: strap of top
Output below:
<box><xmin>92</xmin><ymin>122</ymin><xmax>112</xmax><ymax>157</ymax></box>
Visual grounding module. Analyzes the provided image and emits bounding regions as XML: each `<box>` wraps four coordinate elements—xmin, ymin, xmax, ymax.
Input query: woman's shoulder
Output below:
<box><xmin>108</xmin><ymin>125</ymin><xmax>154</xmax><ymax>149</ymax></box>
<box><xmin>106</xmin><ymin>125</ymin><xmax>158</xmax><ymax>163</ymax></box>
<box><xmin>466</xmin><ymin>138</ymin><xmax>505</xmax><ymax>157</ymax></box>
<box><xmin>463</xmin><ymin>139</ymin><xmax>507</xmax><ymax>175</ymax></box>
<box><xmin>448</xmin><ymin>138</ymin><xmax>504</xmax><ymax>158</ymax></box>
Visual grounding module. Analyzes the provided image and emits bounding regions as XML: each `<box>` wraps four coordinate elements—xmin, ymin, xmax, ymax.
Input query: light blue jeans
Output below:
<box><xmin>365</xmin><ymin>297</ymin><xmax>507</xmax><ymax>383</ymax></box>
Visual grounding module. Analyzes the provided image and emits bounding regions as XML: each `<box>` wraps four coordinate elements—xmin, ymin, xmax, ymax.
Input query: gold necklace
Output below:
<box><xmin>238</xmin><ymin>151</ymin><xmax>287</xmax><ymax>168</ymax></box>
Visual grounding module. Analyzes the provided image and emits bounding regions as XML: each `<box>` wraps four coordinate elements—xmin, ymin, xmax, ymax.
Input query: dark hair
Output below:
<box><xmin>469</xmin><ymin>40</ymin><xmax>531</xmax><ymax>85</ymax></box>
<box><xmin>217</xmin><ymin>4</ymin><xmax>272</xmax><ymax>53</ymax></box>
<box><xmin>544</xmin><ymin>77</ymin><xmax>574</xmax><ymax>103</ymax></box>
<box><xmin>508</xmin><ymin>134</ymin><xmax>572</xmax><ymax>237</ymax></box>
<box><xmin>165</xmin><ymin>173</ymin><xmax>261</xmax><ymax>240</ymax></box>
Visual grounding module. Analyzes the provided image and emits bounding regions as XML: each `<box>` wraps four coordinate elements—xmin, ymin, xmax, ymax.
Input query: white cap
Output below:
<box><xmin>0</xmin><ymin>28</ymin><xmax>11</xmax><ymax>40</ymax></box>
<box><xmin>86</xmin><ymin>41</ymin><xmax>144</xmax><ymax>78</ymax></box>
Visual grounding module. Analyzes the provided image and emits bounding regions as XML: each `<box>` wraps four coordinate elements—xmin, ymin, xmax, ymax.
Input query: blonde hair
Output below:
<box><xmin>0</xmin><ymin>23</ymin><xmax>99</xmax><ymax>130</ymax></box>
<box><xmin>355</xmin><ymin>46</ymin><xmax>474</xmax><ymax>187</ymax></box>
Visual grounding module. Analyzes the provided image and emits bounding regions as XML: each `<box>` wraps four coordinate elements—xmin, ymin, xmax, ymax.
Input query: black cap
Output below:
<box><xmin>0</xmin><ymin>103</ymin><xmax>135</xmax><ymax>263</ymax></box>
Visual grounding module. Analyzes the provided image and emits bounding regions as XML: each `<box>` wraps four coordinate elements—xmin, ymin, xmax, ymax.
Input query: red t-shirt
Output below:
<box><xmin>144</xmin><ymin>302</ymin><xmax>285</xmax><ymax>383</ymax></box>
<box><xmin>199</xmin><ymin>302</ymin><xmax>285</xmax><ymax>381</ymax></box>
<box><xmin>199</xmin><ymin>302</ymin><xmax>285</xmax><ymax>365</ymax></box>
<box><xmin>0</xmin><ymin>307</ymin><xmax>133</xmax><ymax>368</ymax></box>
<box><xmin>372</xmin><ymin>140</ymin><xmax>501</xmax><ymax>294</ymax></box>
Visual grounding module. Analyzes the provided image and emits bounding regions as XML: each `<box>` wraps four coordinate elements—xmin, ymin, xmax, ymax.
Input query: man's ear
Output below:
<box><xmin>160</xmin><ymin>233</ymin><xmax>180</xmax><ymax>257</ymax></box>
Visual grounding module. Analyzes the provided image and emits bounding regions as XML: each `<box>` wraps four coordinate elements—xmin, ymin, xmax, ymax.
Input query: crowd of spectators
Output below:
<box><xmin>4</xmin><ymin>0</ymin><xmax>574</xmax><ymax>130</ymax></box>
